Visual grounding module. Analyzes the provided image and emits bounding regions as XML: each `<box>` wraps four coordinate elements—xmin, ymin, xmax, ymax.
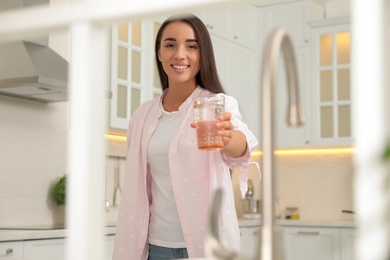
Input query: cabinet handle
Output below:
<box><xmin>5</xmin><ymin>248</ymin><xmax>13</xmax><ymax>255</ymax></box>
<box><xmin>234</xmin><ymin>36</ymin><xmax>238</xmax><ymax>40</ymax></box>
<box><xmin>297</xmin><ymin>231</ymin><xmax>320</xmax><ymax>235</ymax></box>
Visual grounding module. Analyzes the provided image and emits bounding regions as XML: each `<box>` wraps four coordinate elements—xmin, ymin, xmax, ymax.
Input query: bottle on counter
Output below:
<box><xmin>242</xmin><ymin>179</ymin><xmax>261</xmax><ymax>218</ymax></box>
<box><xmin>244</xmin><ymin>179</ymin><xmax>254</xmax><ymax>199</ymax></box>
<box><xmin>285</xmin><ymin>207</ymin><xmax>300</xmax><ymax>220</ymax></box>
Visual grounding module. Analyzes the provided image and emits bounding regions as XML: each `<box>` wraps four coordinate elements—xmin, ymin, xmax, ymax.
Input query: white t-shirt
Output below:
<box><xmin>147</xmin><ymin>101</ymin><xmax>186</xmax><ymax>248</ymax></box>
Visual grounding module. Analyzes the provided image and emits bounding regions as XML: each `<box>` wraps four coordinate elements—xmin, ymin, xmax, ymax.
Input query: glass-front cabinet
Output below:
<box><xmin>110</xmin><ymin>18</ymin><xmax>164</xmax><ymax>131</ymax></box>
<box><xmin>311</xmin><ymin>19</ymin><xmax>352</xmax><ymax>146</ymax></box>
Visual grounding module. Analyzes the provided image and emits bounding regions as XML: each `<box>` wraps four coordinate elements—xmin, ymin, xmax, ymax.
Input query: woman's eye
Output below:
<box><xmin>188</xmin><ymin>45</ymin><xmax>197</xmax><ymax>49</ymax></box>
<box><xmin>165</xmin><ymin>43</ymin><xmax>175</xmax><ymax>48</ymax></box>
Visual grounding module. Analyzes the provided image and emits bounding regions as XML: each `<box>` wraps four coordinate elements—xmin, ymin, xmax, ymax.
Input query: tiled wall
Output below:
<box><xmin>233</xmin><ymin>152</ymin><xmax>355</xmax><ymax>221</ymax></box>
<box><xmin>0</xmin><ymin>94</ymin><xmax>355</xmax><ymax>228</ymax></box>
<box><xmin>0</xmin><ymin>95</ymin><xmax>126</xmax><ymax>227</ymax></box>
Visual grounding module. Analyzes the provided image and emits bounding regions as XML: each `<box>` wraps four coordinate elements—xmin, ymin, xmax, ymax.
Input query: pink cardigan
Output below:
<box><xmin>112</xmin><ymin>87</ymin><xmax>258</xmax><ymax>259</ymax></box>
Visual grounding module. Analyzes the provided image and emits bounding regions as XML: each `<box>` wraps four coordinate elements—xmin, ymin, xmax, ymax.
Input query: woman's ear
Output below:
<box><xmin>158</xmin><ymin>51</ymin><xmax>161</xmax><ymax>62</ymax></box>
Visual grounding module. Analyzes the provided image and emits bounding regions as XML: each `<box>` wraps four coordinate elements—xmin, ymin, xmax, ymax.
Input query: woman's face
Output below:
<box><xmin>158</xmin><ymin>21</ymin><xmax>200</xmax><ymax>87</ymax></box>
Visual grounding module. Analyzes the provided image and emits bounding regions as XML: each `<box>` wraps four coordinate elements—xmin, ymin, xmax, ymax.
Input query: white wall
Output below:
<box><xmin>0</xmin><ymin>92</ymin><xmax>354</xmax><ymax>227</ymax></box>
<box><xmin>0</xmin><ymin>95</ymin><xmax>126</xmax><ymax>227</ymax></box>
<box><xmin>233</xmin><ymin>152</ymin><xmax>354</xmax><ymax>221</ymax></box>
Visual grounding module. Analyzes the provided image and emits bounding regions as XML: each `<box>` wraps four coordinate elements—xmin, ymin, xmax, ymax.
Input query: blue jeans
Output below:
<box><xmin>148</xmin><ymin>244</ymin><xmax>189</xmax><ymax>259</ymax></box>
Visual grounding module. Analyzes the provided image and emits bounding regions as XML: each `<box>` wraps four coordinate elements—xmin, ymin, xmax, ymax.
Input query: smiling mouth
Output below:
<box><xmin>172</xmin><ymin>65</ymin><xmax>189</xmax><ymax>69</ymax></box>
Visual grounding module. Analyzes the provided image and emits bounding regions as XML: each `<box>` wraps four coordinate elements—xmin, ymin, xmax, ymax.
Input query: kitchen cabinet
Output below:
<box><xmin>105</xmin><ymin>234</ymin><xmax>115</xmax><ymax>260</ymax></box>
<box><xmin>282</xmin><ymin>226</ymin><xmax>356</xmax><ymax>260</ymax></box>
<box><xmin>340</xmin><ymin>228</ymin><xmax>356</xmax><ymax>260</ymax></box>
<box><xmin>109</xmin><ymin>17</ymin><xmax>164</xmax><ymax>131</ymax></box>
<box><xmin>197</xmin><ymin>4</ymin><xmax>262</xmax><ymax>140</ymax></box>
<box><xmin>0</xmin><ymin>241</ymin><xmax>23</xmax><ymax>258</ymax></box>
<box><xmin>110</xmin><ymin>6</ymin><xmax>262</xmax><ymax>138</ymax></box>
<box><xmin>0</xmin><ymin>235</ymin><xmax>114</xmax><ymax>260</ymax></box>
<box><xmin>259</xmin><ymin>0</ymin><xmax>324</xmax><ymax>148</ymax></box>
<box><xmin>24</xmin><ymin>238</ymin><xmax>66</xmax><ymax>259</ymax></box>
<box><xmin>310</xmin><ymin>18</ymin><xmax>353</xmax><ymax>147</ymax></box>
<box><xmin>274</xmin><ymin>47</ymin><xmax>312</xmax><ymax>148</ymax></box>
<box><xmin>262</xmin><ymin>0</ymin><xmax>324</xmax><ymax>47</ymax></box>
<box><xmin>239</xmin><ymin>226</ymin><xmax>260</xmax><ymax>258</ymax></box>
<box><xmin>211</xmin><ymin>33</ymin><xmax>261</xmax><ymax>141</ymax></box>
<box><xmin>198</xmin><ymin>3</ymin><xmax>258</xmax><ymax>49</ymax></box>
<box><xmin>282</xmin><ymin>226</ymin><xmax>340</xmax><ymax>260</ymax></box>
<box><xmin>239</xmin><ymin>220</ymin><xmax>261</xmax><ymax>259</ymax></box>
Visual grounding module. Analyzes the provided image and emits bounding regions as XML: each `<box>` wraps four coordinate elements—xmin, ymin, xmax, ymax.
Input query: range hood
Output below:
<box><xmin>0</xmin><ymin>40</ymin><xmax>69</xmax><ymax>102</ymax></box>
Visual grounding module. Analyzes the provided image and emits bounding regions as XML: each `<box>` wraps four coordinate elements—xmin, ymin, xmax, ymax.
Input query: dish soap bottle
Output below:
<box><xmin>244</xmin><ymin>179</ymin><xmax>254</xmax><ymax>199</ymax></box>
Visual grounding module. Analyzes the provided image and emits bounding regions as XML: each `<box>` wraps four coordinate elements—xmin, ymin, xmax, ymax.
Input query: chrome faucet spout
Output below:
<box><xmin>205</xmin><ymin>28</ymin><xmax>304</xmax><ymax>260</ymax></box>
<box><xmin>260</xmin><ymin>28</ymin><xmax>305</xmax><ymax>260</ymax></box>
<box><xmin>205</xmin><ymin>189</ymin><xmax>244</xmax><ymax>260</ymax></box>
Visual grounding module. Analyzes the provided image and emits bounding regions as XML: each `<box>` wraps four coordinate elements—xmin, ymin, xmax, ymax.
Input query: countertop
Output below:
<box><xmin>0</xmin><ymin>226</ymin><xmax>116</xmax><ymax>242</ymax></box>
<box><xmin>238</xmin><ymin>217</ymin><xmax>356</xmax><ymax>228</ymax></box>
<box><xmin>276</xmin><ymin>219</ymin><xmax>356</xmax><ymax>228</ymax></box>
<box><xmin>0</xmin><ymin>219</ymin><xmax>355</xmax><ymax>242</ymax></box>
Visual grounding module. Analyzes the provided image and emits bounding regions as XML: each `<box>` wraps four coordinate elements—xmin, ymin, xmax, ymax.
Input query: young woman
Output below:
<box><xmin>113</xmin><ymin>13</ymin><xmax>258</xmax><ymax>260</ymax></box>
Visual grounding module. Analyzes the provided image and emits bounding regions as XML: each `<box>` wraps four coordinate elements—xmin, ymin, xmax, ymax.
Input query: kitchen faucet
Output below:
<box><xmin>205</xmin><ymin>28</ymin><xmax>305</xmax><ymax>260</ymax></box>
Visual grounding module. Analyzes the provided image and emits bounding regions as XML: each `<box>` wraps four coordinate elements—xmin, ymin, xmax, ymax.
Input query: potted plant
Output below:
<box><xmin>52</xmin><ymin>175</ymin><xmax>67</xmax><ymax>206</ymax></box>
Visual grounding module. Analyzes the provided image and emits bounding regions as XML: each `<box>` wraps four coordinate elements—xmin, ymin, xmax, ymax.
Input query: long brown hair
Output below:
<box><xmin>155</xmin><ymin>13</ymin><xmax>225</xmax><ymax>94</ymax></box>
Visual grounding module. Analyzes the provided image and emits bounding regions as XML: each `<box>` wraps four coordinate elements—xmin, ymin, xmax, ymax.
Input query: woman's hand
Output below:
<box><xmin>216</xmin><ymin>112</ymin><xmax>234</xmax><ymax>146</ymax></box>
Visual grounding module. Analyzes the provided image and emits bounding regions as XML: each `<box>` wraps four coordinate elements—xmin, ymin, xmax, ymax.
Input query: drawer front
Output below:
<box><xmin>0</xmin><ymin>241</ymin><xmax>24</xmax><ymax>258</ymax></box>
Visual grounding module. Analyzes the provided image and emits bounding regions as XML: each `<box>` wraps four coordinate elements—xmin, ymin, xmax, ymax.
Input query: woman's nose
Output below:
<box><xmin>174</xmin><ymin>46</ymin><xmax>186</xmax><ymax>60</ymax></box>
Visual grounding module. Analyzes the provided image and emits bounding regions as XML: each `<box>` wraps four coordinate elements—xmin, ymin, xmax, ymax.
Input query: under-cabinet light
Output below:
<box><xmin>251</xmin><ymin>147</ymin><xmax>354</xmax><ymax>156</ymax></box>
<box><xmin>274</xmin><ymin>147</ymin><xmax>354</xmax><ymax>155</ymax></box>
<box><xmin>105</xmin><ymin>134</ymin><xmax>126</xmax><ymax>142</ymax></box>
<box><xmin>104</xmin><ymin>135</ymin><xmax>355</xmax><ymax>155</ymax></box>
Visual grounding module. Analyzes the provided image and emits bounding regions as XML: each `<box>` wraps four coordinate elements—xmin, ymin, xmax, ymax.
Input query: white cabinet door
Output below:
<box><xmin>0</xmin><ymin>241</ymin><xmax>23</xmax><ymax>258</ymax></box>
<box><xmin>24</xmin><ymin>238</ymin><xmax>66</xmax><ymax>260</ymax></box>
<box><xmin>262</xmin><ymin>1</ymin><xmax>324</xmax><ymax>47</ymax></box>
<box><xmin>228</xmin><ymin>4</ymin><xmax>257</xmax><ymax>49</ymax></box>
<box><xmin>202</xmin><ymin>3</ymin><xmax>257</xmax><ymax>49</ymax></box>
<box><xmin>105</xmin><ymin>235</ymin><xmax>115</xmax><ymax>260</ymax></box>
<box><xmin>340</xmin><ymin>228</ymin><xmax>356</xmax><ymax>260</ymax></box>
<box><xmin>275</xmin><ymin>47</ymin><xmax>312</xmax><ymax>148</ymax></box>
<box><xmin>282</xmin><ymin>226</ymin><xmax>340</xmax><ymax>260</ymax></box>
<box><xmin>240</xmin><ymin>225</ymin><xmax>261</xmax><ymax>259</ymax></box>
<box><xmin>110</xmin><ymin>18</ymin><xmax>164</xmax><ymax>131</ymax></box>
<box><xmin>310</xmin><ymin>22</ymin><xmax>352</xmax><ymax>147</ymax></box>
<box><xmin>261</xmin><ymin>1</ymin><xmax>324</xmax><ymax>149</ymax></box>
<box><xmin>22</xmin><ymin>235</ymin><xmax>114</xmax><ymax>260</ymax></box>
<box><xmin>211</xmin><ymin>35</ymin><xmax>261</xmax><ymax>141</ymax></box>
<box><xmin>203</xmin><ymin>6</ymin><xmax>230</xmax><ymax>40</ymax></box>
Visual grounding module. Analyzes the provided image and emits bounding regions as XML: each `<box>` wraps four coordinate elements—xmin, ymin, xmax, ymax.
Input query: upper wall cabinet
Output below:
<box><xmin>259</xmin><ymin>0</ymin><xmax>324</xmax><ymax>148</ymax></box>
<box><xmin>200</xmin><ymin>3</ymin><xmax>262</xmax><ymax>141</ymax></box>
<box><xmin>211</xmin><ymin>34</ymin><xmax>261</xmax><ymax>142</ymax></box>
<box><xmin>310</xmin><ymin>18</ymin><xmax>353</xmax><ymax>147</ymax></box>
<box><xmin>262</xmin><ymin>0</ymin><xmax>324</xmax><ymax>47</ymax></box>
<box><xmin>195</xmin><ymin>3</ymin><xmax>258</xmax><ymax>49</ymax></box>
<box><xmin>274</xmin><ymin>47</ymin><xmax>313</xmax><ymax>148</ymax></box>
<box><xmin>109</xmin><ymin>18</ymin><xmax>164</xmax><ymax>131</ymax></box>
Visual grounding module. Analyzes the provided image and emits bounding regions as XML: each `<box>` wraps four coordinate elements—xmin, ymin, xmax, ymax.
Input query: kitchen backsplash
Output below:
<box><xmin>0</xmin><ymin>95</ymin><xmax>126</xmax><ymax>227</ymax></box>
<box><xmin>233</xmin><ymin>152</ymin><xmax>355</xmax><ymax>221</ymax></box>
<box><xmin>0</xmin><ymin>95</ymin><xmax>354</xmax><ymax>227</ymax></box>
